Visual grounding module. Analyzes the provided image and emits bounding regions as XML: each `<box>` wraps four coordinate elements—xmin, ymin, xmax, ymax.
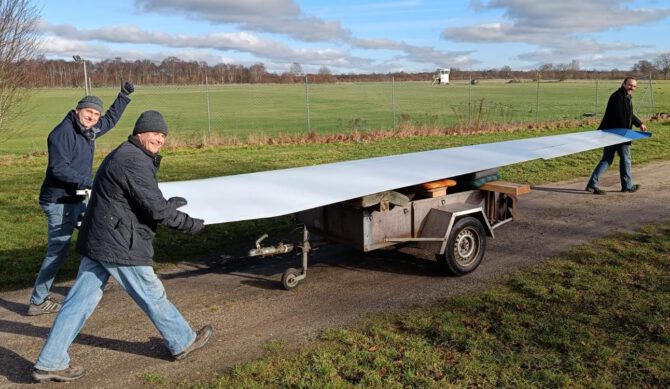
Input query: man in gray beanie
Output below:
<box><xmin>33</xmin><ymin>110</ymin><xmax>210</xmax><ymax>383</ymax></box>
<box><xmin>28</xmin><ymin>81</ymin><xmax>135</xmax><ymax>316</ymax></box>
<box><xmin>75</xmin><ymin>95</ymin><xmax>104</xmax><ymax>114</ymax></box>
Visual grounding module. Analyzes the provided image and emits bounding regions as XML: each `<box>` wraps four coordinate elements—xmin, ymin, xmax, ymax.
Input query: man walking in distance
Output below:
<box><xmin>32</xmin><ymin>110</ymin><xmax>211</xmax><ymax>383</ymax></box>
<box><xmin>28</xmin><ymin>82</ymin><xmax>135</xmax><ymax>316</ymax></box>
<box><xmin>586</xmin><ymin>76</ymin><xmax>648</xmax><ymax>195</ymax></box>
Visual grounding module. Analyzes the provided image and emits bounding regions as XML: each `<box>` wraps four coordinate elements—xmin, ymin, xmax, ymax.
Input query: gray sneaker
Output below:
<box><xmin>32</xmin><ymin>366</ymin><xmax>85</xmax><ymax>382</ymax></box>
<box><xmin>27</xmin><ymin>295</ymin><xmax>62</xmax><ymax>316</ymax></box>
<box><xmin>174</xmin><ymin>325</ymin><xmax>213</xmax><ymax>361</ymax></box>
<box><xmin>585</xmin><ymin>185</ymin><xmax>606</xmax><ymax>195</ymax></box>
<box><xmin>621</xmin><ymin>184</ymin><xmax>641</xmax><ymax>193</ymax></box>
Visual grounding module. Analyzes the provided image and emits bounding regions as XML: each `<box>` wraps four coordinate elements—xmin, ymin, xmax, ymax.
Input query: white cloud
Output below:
<box><xmin>134</xmin><ymin>0</ymin><xmax>351</xmax><ymax>42</ymax></box>
<box><xmin>38</xmin><ymin>23</ymin><xmax>381</xmax><ymax>72</ymax></box>
<box><xmin>441</xmin><ymin>0</ymin><xmax>670</xmax><ymax>68</ymax></box>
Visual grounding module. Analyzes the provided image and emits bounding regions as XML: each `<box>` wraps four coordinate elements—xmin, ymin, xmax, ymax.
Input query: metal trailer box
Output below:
<box><xmin>296</xmin><ymin>189</ymin><xmax>495</xmax><ymax>253</ymax></box>
<box><xmin>262</xmin><ymin>181</ymin><xmax>528</xmax><ymax>289</ymax></box>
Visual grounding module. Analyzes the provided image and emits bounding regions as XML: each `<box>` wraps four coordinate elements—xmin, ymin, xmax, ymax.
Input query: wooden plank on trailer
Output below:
<box><xmin>480</xmin><ymin>181</ymin><xmax>531</xmax><ymax>196</ymax></box>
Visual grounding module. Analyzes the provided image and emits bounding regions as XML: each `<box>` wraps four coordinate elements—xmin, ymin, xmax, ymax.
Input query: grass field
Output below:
<box><xmin>2</xmin><ymin>79</ymin><xmax>667</xmax><ymax>155</ymax></box>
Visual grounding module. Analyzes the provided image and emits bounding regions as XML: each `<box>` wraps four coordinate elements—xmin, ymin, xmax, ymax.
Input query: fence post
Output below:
<box><xmin>204</xmin><ymin>68</ymin><xmax>211</xmax><ymax>135</ymax></box>
<box><xmin>595</xmin><ymin>78</ymin><xmax>599</xmax><ymax>117</ymax></box>
<box><xmin>392</xmin><ymin>76</ymin><xmax>396</xmax><ymax>130</ymax></box>
<box><xmin>535</xmin><ymin>72</ymin><xmax>541</xmax><ymax>122</ymax></box>
<box><xmin>468</xmin><ymin>74</ymin><xmax>472</xmax><ymax>125</ymax></box>
<box><xmin>305</xmin><ymin>75</ymin><xmax>311</xmax><ymax>133</ymax></box>
<box><xmin>649</xmin><ymin>72</ymin><xmax>654</xmax><ymax>115</ymax></box>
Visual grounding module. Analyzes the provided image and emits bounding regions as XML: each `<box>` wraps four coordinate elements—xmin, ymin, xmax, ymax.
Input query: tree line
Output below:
<box><xmin>15</xmin><ymin>55</ymin><xmax>670</xmax><ymax>89</ymax></box>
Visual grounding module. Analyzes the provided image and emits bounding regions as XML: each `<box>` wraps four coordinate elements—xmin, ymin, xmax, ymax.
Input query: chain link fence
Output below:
<box><xmin>128</xmin><ymin>77</ymin><xmax>659</xmax><ymax>141</ymax></box>
<box><xmin>3</xmin><ymin>77</ymin><xmax>662</xmax><ymax>154</ymax></box>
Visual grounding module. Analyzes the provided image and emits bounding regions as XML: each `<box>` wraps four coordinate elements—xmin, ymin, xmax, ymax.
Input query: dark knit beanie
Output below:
<box><xmin>76</xmin><ymin>95</ymin><xmax>103</xmax><ymax>114</ymax></box>
<box><xmin>133</xmin><ymin>110</ymin><xmax>168</xmax><ymax>135</ymax></box>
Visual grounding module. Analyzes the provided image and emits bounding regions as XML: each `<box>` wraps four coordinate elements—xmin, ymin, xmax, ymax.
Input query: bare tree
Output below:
<box><xmin>655</xmin><ymin>53</ymin><xmax>670</xmax><ymax>80</ymax></box>
<box><xmin>289</xmin><ymin>62</ymin><xmax>303</xmax><ymax>76</ymax></box>
<box><xmin>317</xmin><ymin>65</ymin><xmax>335</xmax><ymax>83</ymax></box>
<box><xmin>0</xmin><ymin>0</ymin><xmax>41</xmax><ymax>136</ymax></box>
<box><xmin>631</xmin><ymin>60</ymin><xmax>656</xmax><ymax>76</ymax></box>
<box><xmin>249</xmin><ymin>63</ymin><xmax>267</xmax><ymax>83</ymax></box>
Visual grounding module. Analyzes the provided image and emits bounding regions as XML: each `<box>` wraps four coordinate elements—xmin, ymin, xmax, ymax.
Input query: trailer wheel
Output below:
<box><xmin>281</xmin><ymin>268</ymin><xmax>302</xmax><ymax>290</ymax></box>
<box><xmin>438</xmin><ymin>216</ymin><xmax>486</xmax><ymax>276</ymax></box>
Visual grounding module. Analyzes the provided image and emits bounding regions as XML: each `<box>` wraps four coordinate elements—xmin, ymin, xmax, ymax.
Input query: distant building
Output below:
<box><xmin>432</xmin><ymin>68</ymin><xmax>450</xmax><ymax>85</ymax></box>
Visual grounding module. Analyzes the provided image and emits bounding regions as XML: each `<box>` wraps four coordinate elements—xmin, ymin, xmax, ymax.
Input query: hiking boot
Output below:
<box><xmin>32</xmin><ymin>366</ymin><xmax>85</xmax><ymax>382</ymax></box>
<box><xmin>621</xmin><ymin>184</ymin><xmax>641</xmax><ymax>193</ymax></box>
<box><xmin>585</xmin><ymin>185</ymin><xmax>606</xmax><ymax>195</ymax></box>
<box><xmin>27</xmin><ymin>295</ymin><xmax>63</xmax><ymax>316</ymax></box>
<box><xmin>174</xmin><ymin>325</ymin><xmax>212</xmax><ymax>361</ymax></box>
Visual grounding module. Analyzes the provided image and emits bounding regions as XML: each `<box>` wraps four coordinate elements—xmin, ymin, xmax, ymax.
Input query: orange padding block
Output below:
<box><xmin>419</xmin><ymin>179</ymin><xmax>457</xmax><ymax>190</ymax></box>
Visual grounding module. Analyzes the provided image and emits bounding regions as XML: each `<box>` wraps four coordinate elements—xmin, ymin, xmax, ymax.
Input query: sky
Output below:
<box><xmin>35</xmin><ymin>0</ymin><xmax>670</xmax><ymax>74</ymax></box>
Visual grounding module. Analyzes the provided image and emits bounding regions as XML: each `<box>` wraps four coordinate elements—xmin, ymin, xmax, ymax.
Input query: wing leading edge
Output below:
<box><xmin>159</xmin><ymin>129</ymin><xmax>651</xmax><ymax>225</ymax></box>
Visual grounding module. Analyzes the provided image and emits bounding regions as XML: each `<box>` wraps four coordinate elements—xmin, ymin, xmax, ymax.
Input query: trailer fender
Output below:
<box><xmin>417</xmin><ymin>205</ymin><xmax>494</xmax><ymax>256</ymax></box>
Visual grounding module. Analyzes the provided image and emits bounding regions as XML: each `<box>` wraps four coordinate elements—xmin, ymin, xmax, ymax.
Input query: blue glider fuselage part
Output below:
<box><xmin>158</xmin><ymin>129</ymin><xmax>651</xmax><ymax>224</ymax></box>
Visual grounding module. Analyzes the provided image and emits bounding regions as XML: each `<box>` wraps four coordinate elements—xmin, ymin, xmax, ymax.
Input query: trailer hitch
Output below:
<box><xmin>248</xmin><ymin>234</ymin><xmax>295</xmax><ymax>257</ymax></box>
<box><xmin>247</xmin><ymin>225</ymin><xmax>311</xmax><ymax>290</ymax></box>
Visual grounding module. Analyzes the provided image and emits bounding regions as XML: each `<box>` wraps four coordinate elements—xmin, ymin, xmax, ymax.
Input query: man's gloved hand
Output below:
<box><xmin>187</xmin><ymin>218</ymin><xmax>205</xmax><ymax>235</ymax></box>
<box><xmin>167</xmin><ymin>196</ymin><xmax>188</xmax><ymax>209</ymax></box>
<box><xmin>120</xmin><ymin>81</ymin><xmax>135</xmax><ymax>96</ymax></box>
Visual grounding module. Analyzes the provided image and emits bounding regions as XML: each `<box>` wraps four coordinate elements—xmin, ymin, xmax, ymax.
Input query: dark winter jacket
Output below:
<box><xmin>598</xmin><ymin>87</ymin><xmax>643</xmax><ymax>130</ymax></box>
<box><xmin>39</xmin><ymin>93</ymin><xmax>131</xmax><ymax>204</ymax></box>
<box><xmin>76</xmin><ymin>136</ymin><xmax>203</xmax><ymax>266</ymax></box>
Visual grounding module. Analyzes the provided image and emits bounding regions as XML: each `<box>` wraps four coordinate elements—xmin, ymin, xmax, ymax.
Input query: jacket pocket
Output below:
<box><xmin>106</xmin><ymin>214</ymin><xmax>131</xmax><ymax>248</ymax></box>
<box><xmin>132</xmin><ymin>224</ymin><xmax>154</xmax><ymax>250</ymax></box>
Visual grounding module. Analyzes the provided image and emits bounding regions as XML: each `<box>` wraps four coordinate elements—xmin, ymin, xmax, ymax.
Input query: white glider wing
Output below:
<box><xmin>158</xmin><ymin>129</ymin><xmax>651</xmax><ymax>224</ymax></box>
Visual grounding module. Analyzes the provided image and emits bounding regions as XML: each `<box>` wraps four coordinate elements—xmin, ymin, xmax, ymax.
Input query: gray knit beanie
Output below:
<box><xmin>76</xmin><ymin>95</ymin><xmax>103</xmax><ymax>114</ymax></box>
<box><xmin>133</xmin><ymin>110</ymin><xmax>168</xmax><ymax>135</ymax></box>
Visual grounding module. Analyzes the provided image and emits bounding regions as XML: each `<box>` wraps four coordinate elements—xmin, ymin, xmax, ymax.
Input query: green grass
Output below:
<box><xmin>2</xmin><ymin>79</ymin><xmax>668</xmax><ymax>155</ymax></box>
<box><xmin>192</xmin><ymin>222</ymin><xmax>670</xmax><ymax>388</ymax></box>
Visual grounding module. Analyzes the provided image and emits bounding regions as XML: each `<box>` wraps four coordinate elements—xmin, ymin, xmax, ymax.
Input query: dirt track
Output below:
<box><xmin>1</xmin><ymin>161</ymin><xmax>669</xmax><ymax>388</ymax></box>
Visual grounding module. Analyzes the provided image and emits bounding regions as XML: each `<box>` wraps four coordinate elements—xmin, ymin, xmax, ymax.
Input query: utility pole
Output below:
<box><xmin>72</xmin><ymin>55</ymin><xmax>90</xmax><ymax>95</ymax></box>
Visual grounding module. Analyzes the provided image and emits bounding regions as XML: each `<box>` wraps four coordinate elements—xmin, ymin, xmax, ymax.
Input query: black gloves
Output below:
<box><xmin>121</xmin><ymin>81</ymin><xmax>135</xmax><ymax>96</ymax></box>
<box><xmin>187</xmin><ymin>218</ymin><xmax>205</xmax><ymax>235</ymax></box>
<box><xmin>167</xmin><ymin>197</ymin><xmax>203</xmax><ymax>234</ymax></box>
<box><xmin>167</xmin><ymin>196</ymin><xmax>188</xmax><ymax>209</ymax></box>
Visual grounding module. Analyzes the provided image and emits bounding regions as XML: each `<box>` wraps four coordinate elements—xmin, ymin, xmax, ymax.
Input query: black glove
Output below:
<box><xmin>167</xmin><ymin>196</ymin><xmax>188</xmax><ymax>209</ymax></box>
<box><xmin>186</xmin><ymin>218</ymin><xmax>205</xmax><ymax>235</ymax></box>
<box><xmin>120</xmin><ymin>81</ymin><xmax>135</xmax><ymax>96</ymax></box>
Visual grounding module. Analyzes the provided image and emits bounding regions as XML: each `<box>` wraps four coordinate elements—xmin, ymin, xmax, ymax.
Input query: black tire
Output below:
<box><xmin>437</xmin><ymin>216</ymin><xmax>486</xmax><ymax>276</ymax></box>
<box><xmin>281</xmin><ymin>268</ymin><xmax>302</xmax><ymax>290</ymax></box>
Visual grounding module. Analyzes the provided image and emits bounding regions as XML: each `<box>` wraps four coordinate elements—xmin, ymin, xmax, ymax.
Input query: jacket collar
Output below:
<box><xmin>69</xmin><ymin>110</ymin><xmax>99</xmax><ymax>141</ymax></box>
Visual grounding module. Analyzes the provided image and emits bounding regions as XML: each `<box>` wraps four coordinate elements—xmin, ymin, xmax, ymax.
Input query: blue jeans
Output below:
<box><xmin>34</xmin><ymin>256</ymin><xmax>196</xmax><ymax>371</ymax></box>
<box><xmin>30</xmin><ymin>201</ymin><xmax>86</xmax><ymax>305</ymax></box>
<box><xmin>587</xmin><ymin>143</ymin><xmax>633</xmax><ymax>191</ymax></box>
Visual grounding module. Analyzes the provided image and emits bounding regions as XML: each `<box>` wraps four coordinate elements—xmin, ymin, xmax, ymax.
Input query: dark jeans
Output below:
<box><xmin>587</xmin><ymin>143</ymin><xmax>633</xmax><ymax>191</ymax></box>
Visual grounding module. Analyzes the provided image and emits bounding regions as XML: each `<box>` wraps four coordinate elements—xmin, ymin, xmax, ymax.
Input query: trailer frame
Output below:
<box><xmin>249</xmin><ymin>177</ymin><xmax>530</xmax><ymax>289</ymax></box>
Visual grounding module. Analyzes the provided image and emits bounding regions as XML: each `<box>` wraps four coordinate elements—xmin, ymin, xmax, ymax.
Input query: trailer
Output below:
<box><xmin>249</xmin><ymin>170</ymin><xmax>530</xmax><ymax>290</ymax></box>
<box><xmin>157</xmin><ymin>129</ymin><xmax>651</xmax><ymax>290</ymax></box>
